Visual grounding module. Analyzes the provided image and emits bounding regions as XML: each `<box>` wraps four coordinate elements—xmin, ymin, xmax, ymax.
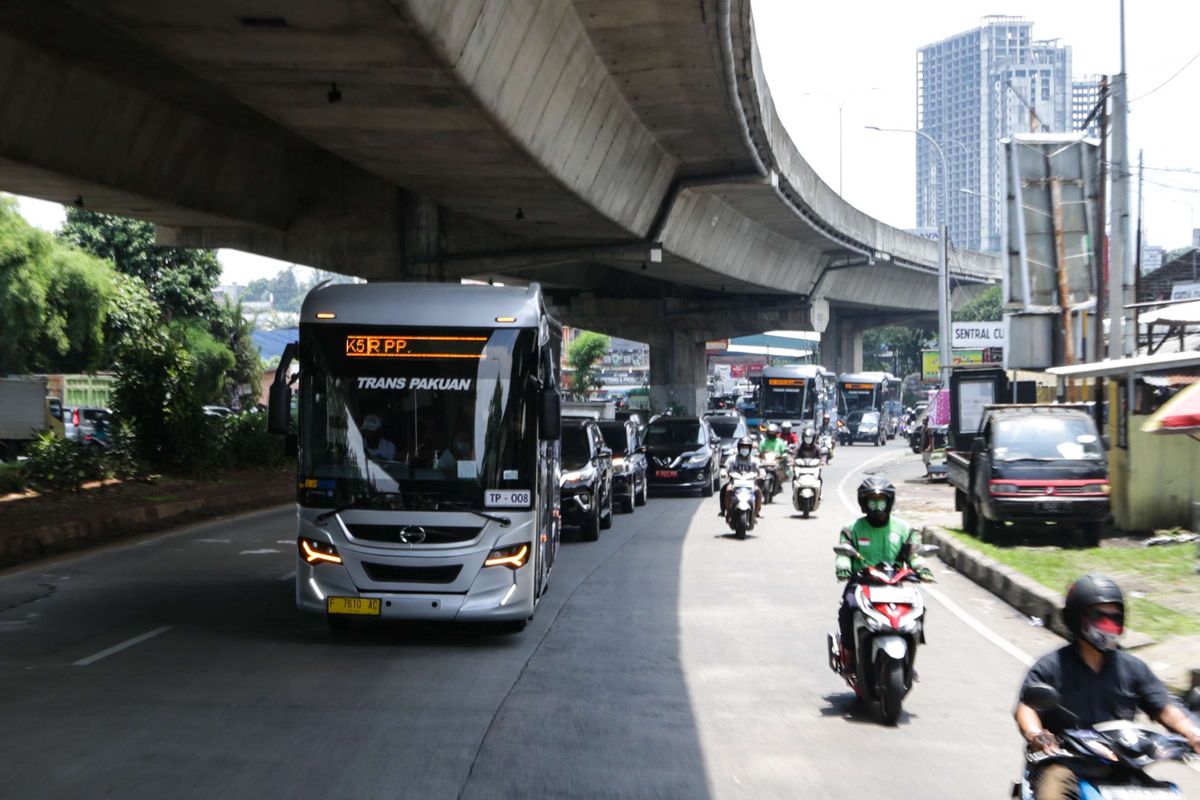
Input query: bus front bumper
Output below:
<box><xmin>296</xmin><ymin>560</ymin><xmax>535</xmax><ymax>622</ymax></box>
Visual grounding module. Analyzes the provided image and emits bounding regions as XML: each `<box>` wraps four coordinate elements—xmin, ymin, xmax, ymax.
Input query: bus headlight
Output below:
<box><xmin>299</xmin><ymin>537</ymin><xmax>342</xmax><ymax>565</ymax></box>
<box><xmin>484</xmin><ymin>543</ymin><xmax>530</xmax><ymax>569</ymax></box>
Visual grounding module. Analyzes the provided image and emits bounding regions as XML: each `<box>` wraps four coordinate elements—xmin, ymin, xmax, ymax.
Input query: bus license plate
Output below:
<box><xmin>327</xmin><ymin>597</ymin><xmax>381</xmax><ymax>616</ymax></box>
<box><xmin>656</xmin><ymin>470</ymin><xmax>678</xmax><ymax>478</ymax></box>
<box><xmin>485</xmin><ymin>490</ymin><xmax>531</xmax><ymax>507</ymax></box>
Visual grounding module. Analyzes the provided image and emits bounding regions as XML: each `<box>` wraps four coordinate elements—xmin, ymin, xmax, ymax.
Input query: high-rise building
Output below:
<box><xmin>917</xmin><ymin>17</ymin><xmax>1080</xmax><ymax>253</ymax></box>
<box><xmin>1072</xmin><ymin>76</ymin><xmax>1102</xmax><ymax>138</ymax></box>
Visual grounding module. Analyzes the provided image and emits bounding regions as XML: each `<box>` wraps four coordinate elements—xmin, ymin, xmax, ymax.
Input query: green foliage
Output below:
<box><xmin>864</xmin><ymin>326</ymin><xmax>933</xmax><ymax>377</ymax></box>
<box><xmin>0</xmin><ymin>461</ymin><xmax>26</xmax><ymax>495</ymax></box>
<box><xmin>207</xmin><ymin>300</ymin><xmax>261</xmax><ymax>406</ymax></box>
<box><xmin>567</xmin><ymin>331</ymin><xmax>611</xmax><ymax>398</ymax></box>
<box><xmin>60</xmin><ymin>208</ymin><xmax>220</xmax><ymax>318</ymax></box>
<box><xmin>104</xmin><ymin>422</ymin><xmax>151</xmax><ymax>482</ymax></box>
<box><xmin>953</xmin><ymin>285</ymin><xmax>1003</xmax><ymax>322</ymax></box>
<box><xmin>0</xmin><ymin>199</ymin><xmax>116</xmax><ymax>373</ymax></box>
<box><xmin>173</xmin><ymin>320</ymin><xmax>235</xmax><ymax>404</ymax></box>
<box><xmin>23</xmin><ymin>431</ymin><xmax>105</xmax><ymax>492</ymax></box>
<box><xmin>217</xmin><ymin>411</ymin><xmax>286</xmax><ymax>469</ymax></box>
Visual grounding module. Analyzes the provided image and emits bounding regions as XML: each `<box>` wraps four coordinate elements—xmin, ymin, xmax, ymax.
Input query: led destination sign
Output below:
<box><xmin>766</xmin><ymin>378</ymin><xmax>806</xmax><ymax>387</ymax></box>
<box><xmin>344</xmin><ymin>334</ymin><xmax>487</xmax><ymax>359</ymax></box>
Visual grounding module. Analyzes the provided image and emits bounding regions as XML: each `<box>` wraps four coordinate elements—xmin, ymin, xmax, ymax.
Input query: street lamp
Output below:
<box><xmin>866</xmin><ymin>125</ymin><xmax>952</xmax><ymax>386</ymax></box>
<box><xmin>798</xmin><ymin>88</ymin><xmax>881</xmax><ymax>195</ymax></box>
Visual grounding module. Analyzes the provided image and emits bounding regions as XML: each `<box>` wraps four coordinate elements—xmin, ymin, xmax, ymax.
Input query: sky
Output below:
<box><xmin>752</xmin><ymin>0</ymin><xmax>1200</xmax><ymax>249</ymax></box>
<box><xmin>12</xmin><ymin>0</ymin><xmax>1200</xmax><ymax>275</ymax></box>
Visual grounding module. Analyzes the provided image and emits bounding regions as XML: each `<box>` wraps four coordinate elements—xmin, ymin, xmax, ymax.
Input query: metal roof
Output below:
<box><xmin>1046</xmin><ymin>350</ymin><xmax>1200</xmax><ymax>378</ymax></box>
<box><xmin>1139</xmin><ymin>300</ymin><xmax>1200</xmax><ymax>326</ymax></box>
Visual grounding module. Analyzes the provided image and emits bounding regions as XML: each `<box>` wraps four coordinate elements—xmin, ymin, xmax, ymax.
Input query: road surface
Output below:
<box><xmin>1</xmin><ymin>440</ymin><xmax>1195</xmax><ymax>798</ymax></box>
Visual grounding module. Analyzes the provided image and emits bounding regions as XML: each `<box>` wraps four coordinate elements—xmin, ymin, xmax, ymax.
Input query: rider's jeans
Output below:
<box><xmin>838</xmin><ymin>584</ymin><xmax>858</xmax><ymax>653</ymax></box>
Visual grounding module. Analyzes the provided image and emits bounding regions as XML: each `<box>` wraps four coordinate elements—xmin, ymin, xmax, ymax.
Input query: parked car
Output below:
<box><xmin>839</xmin><ymin>409</ymin><xmax>886</xmax><ymax>446</ymax></box>
<box><xmin>597</xmin><ymin>419</ymin><xmax>647</xmax><ymax>513</ymax></box>
<box><xmin>703</xmin><ymin>411</ymin><xmax>749</xmax><ymax>463</ymax></box>
<box><xmin>947</xmin><ymin>404</ymin><xmax>1109</xmax><ymax>545</ymax></box>
<box><xmin>559</xmin><ymin>418</ymin><xmax>614</xmax><ymax>541</ymax></box>
<box><xmin>643</xmin><ymin>416</ymin><xmax>721</xmax><ymax>497</ymax></box>
<box><xmin>64</xmin><ymin>406</ymin><xmax>111</xmax><ymax>444</ymax></box>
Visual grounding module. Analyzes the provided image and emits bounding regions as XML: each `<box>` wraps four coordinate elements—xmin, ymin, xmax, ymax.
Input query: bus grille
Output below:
<box><xmin>346</xmin><ymin>524</ymin><xmax>481</xmax><ymax>545</ymax></box>
<box><xmin>361</xmin><ymin>563</ymin><xmax>463</xmax><ymax>584</ymax></box>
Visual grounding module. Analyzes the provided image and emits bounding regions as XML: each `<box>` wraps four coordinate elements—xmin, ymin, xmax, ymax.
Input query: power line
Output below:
<box><xmin>1130</xmin><ymin>45</ymin><xmax>1200</xmax><ymax>102</ymax></box>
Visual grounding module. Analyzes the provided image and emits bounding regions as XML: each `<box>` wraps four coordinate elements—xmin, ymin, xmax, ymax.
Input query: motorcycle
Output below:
<box><xmin>818</xmin><ymin>432</ymin><xmax>835</xmax><ymax>462</ymax></box>
<box><xmin>1012</xmin><ymin>683</ymin><xmax>1195</xmax><ymax>799</ymax></box>
<box><xmin>791</xmin><ymin>457</ymin><xmax>823</xmax><ymax>517</ymax></box>
<box><xmin>759</xmin><ymin>450</ymin><xmax>786</xmax><ymax>504</ymax></box>
<box><xmin>723</xmin><ymin>468</ymin><xmax>760</xmax><ymax>540</ymax></box>
<box><xmin>826</xmin><ymin>542</ymin><xmax>938</xmax><ymax>725</ymax></box>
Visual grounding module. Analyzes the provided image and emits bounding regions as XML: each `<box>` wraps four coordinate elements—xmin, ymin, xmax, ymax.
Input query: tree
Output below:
<box><xmin>567</xmin><ymin>331</ymin><xmax>611</xmax><ymax>399</ymax></box>
<box><xmin>953</xmin><ymin>285</ymin><xmax>1003</xmax><ymax>322</ymax></box>
<box><xmin>863</xmin><ymin>326</ymin><xmax>932</xmax><ymax>378</ymax></box>
<box><xmin>59</xmin><ymin>208</ymin><xmax>220</xmax><ymax>318</ymax></box>
<box><xmin>207</xmin><ymin>300</ymin><xmax>261</xmax><ymax>407</ymax></box>
<box><xmin>0</xmin><ymin>199</ymin><xmax>116</xmax><ymax>373</ymax></box>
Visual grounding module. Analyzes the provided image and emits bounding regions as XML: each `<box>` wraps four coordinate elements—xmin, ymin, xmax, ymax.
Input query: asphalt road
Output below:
<box><xmin>1</xmin><ymin>440</ymin><xmax>1196</xmax><ymax>798</ymax></box>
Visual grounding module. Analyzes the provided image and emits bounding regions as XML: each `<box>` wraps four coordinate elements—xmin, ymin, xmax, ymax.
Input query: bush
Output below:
<box><xmin>23</xmin><ymin>432</ymin><xmax>105</xmax><ymax>492</ymax></box>
<box><xmin>105</xmin><ymin>422</ymin><xmax>152</xmax><ymax>482</ymax></box>
<box><xmin>0</xmin><ymin>461</ymin><xmax>26</xmax><ymax>495</ymax></box>
<box><xmin>217</xmin><ymin>411</ymin><xmax>286</xmax><ymax>469</ymax></box>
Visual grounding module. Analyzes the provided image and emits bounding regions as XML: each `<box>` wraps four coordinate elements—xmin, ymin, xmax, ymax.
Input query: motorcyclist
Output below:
<box><xmin>780</xmin><ymin>421</ymin><xmax>798</xmax><ymax>447</ymax></box>
<box><xmin>719</xmin><ymin>436</ymin><xmax>763</xmax><ymax>518</ymax></box>
<box><xmin>759</xmin><ymin>423</ymin><xmax>788</xmax><ymax>457</ymax></box>
<box><xmin>1014</xmin><ymin>574</ymin><xmax>1200</xmax><ymax>799</ymax></box>
<box><xmin>818</xmin><ymin>412</ymin><xmax>835</xmax><ymax>436</ymax></box>
<box><xmin>796</xmin><ymin>427</ymin><xmax>822</xmax><ymax>461</ymax></box>
<box><xmin>835</xmin><ymin>476</ymin><xmax>934</xmax><ymax>669</ymax></box>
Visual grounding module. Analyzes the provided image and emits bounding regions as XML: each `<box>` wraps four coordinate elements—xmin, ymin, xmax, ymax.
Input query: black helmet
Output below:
<box><xmin>1063</xmin><ymin>574</ymin><xmax>1125</xmax><ymax>636</ymax></box>
<box><xmin>856</xmin><ymin>475</ymin><xmax>896</xmax><ymax>514</ymax></box>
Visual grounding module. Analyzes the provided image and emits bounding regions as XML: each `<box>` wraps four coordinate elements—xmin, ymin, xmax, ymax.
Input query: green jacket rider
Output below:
<box><xmin>835</xmin><ymin>476</ymin><xmax>933</xmax><ymax>667</ymax></box>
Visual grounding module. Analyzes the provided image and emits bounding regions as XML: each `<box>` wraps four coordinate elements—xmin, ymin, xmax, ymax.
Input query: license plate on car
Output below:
<box><xmin>327</xmin><ymin>597</ymin><xmax>381</xmax><ymax>616</ymax></box>
<box><xmin>656</xmin><ymin>470</ymin><xmax>678</xmax><ymax>478</ymax></box>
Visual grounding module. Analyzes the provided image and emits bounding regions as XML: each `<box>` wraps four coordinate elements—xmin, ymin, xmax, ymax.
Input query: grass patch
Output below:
<box><xmin>942</xmin><ymin>528</ymin><xmax>1200</xmax><ymax>641</ymax></box>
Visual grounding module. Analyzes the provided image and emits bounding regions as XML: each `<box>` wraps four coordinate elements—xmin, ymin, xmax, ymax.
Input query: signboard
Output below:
<box><xmin>1170</xmin><ymin>282</ymin><xmax>1200</xmax><ymax>301</ymax></box>
<box><xmin>705</xmin><ymin>339</ymin><xmax>729</xmax><ymax>352</ymax></box>
<box><xmin>951</xmin><ymin>321</ymin><xmax>1005</xmax><ymax>349</ymax></box>
<box><xmin>766</xmin><ymin>378</ymin><xmax>805</xmax><ymax>387</ymax></box>
<box><xmin>747</xmin><ymin>363</ymin><xmax>765</xmax><ymax>377</ymax></box>
<box><xmin>730</xmin><ymin>364</ymin><xmax>746</xmax><ymax>378</ymax></box>
<box><xmin>921</xmin><ymin>350</ymin><xmax>984</xmax><ymax>382</ymax></box>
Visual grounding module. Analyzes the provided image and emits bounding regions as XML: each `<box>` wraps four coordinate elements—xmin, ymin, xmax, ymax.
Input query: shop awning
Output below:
<box><xmin>1045</xmin><ymin>350</ymin><xmax>1200</xmax><ymax>379</ymax></box>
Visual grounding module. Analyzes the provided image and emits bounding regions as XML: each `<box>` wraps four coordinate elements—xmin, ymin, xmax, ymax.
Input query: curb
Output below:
<box><xmin>0</xmin><ymin>483</ymin><xmax>294</xmax><ymax>569</ymax></box>
<box><xmin>921</xmin><ymin>525</ymin><xmax>1073</xmax><ymax>639</ymax></box>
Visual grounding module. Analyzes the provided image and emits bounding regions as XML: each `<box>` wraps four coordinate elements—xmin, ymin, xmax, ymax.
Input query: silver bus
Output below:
<box><xmin>268</xmin><ymin>282</ymin><xmax>563</xmax><ymax>632</ymax></box>
<box><xmin>759</xmin><ymin>365</ymin><xmax>826</xmax><ymax>429</ymax></box>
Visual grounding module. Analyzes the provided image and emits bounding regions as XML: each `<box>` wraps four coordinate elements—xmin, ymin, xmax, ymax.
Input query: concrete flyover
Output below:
<box><xmin>0</xmin><ymin>0</ymin><xmax>999</xmax><ymax>411</ymax></box>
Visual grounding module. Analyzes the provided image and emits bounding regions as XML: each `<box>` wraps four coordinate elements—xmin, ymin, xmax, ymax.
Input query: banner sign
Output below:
<box><xmin>922</xmin><ymin>349</ymin><xmax>984</xmax><ymax>382</ymax></box>
<box><xmin>951</xmin><ymin>321</ymin><xmax>1005</xmax><ymax>349</ymax></box>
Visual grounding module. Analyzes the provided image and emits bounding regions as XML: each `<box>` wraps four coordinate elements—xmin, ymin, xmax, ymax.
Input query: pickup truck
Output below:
<box><xmin>947</xmin><ymin>405</ymin><xmax>1109</xmax><ymax>546</ymax></box>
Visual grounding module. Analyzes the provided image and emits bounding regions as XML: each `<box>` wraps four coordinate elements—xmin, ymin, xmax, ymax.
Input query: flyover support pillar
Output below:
<box><xmin>819</xmin><ymin>316</ymin><xmax>863</xmax><ymax>374</ymax></box>
<box><xmin>646</xmin><ymin>329</ymin><xmax>707</xmax><ymax>416</ymax></box>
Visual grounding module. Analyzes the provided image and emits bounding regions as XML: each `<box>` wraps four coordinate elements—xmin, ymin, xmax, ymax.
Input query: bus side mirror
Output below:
<box><xmin>540</xmin><ymin>388</ymin><xmax>561</xmax><ymax>440</ymax></box>
<box><xmin>268</xmin><ymin>382</ymin><xmax>291</xmax><ymax>435</ymax></box>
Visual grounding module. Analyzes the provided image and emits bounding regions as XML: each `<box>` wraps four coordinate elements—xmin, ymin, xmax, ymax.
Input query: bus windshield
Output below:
<box><xmin>840</xmin><ymin>382</ymin><xmax>879</xmax><ymax>413</ymax></box>
<box><xmin>761</xmin><ymin>378</ymin><xmax>810</xmax><ymax>419</ymax></box>
<box><xmin>298</xmin><ymin>325</ymin><xmax>538</xmax><ymax>510</ymax></box>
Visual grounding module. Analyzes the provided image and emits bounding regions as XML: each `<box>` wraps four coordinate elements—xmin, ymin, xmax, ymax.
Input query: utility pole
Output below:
<box><xmin>1134</xmin><ymin>148</ymin><xmax>1145</xmax><ymax>351</ymax></box>
<box><xmin>1108</xmin><ymin>0</ymin><xmax>1133</xmax><ymax>359</ymax></box>
<box><xmin>1093</xmin><ymin>76</ymin><xmax>1108</xmax><ymax>430</ymax></box>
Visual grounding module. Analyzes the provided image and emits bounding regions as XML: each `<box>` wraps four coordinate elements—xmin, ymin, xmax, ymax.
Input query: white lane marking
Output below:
<box><xmin>73</xmin><ymin>625</ymin><xmax>173</xmax><ymax>667</ymax></box>
<box><xmin>923</xmin><ymin>584</ymin><xmax>1035</xmax><ymax>667</ymax></box>
<box><xmin>836</xmin><ymin>449</ymin><xmax>904</xmax><ymax>513</ymax></box>
<box><xmin>278</xmin><ymin>569</ymin><xmax>297</xmax><ymax>582</ymax></box>
<box><xmin>837</xmin><ymin>448</ymin><xmax>1036</xmax><ymax>668</ymax></box>
<box><xmin>239</xmin><ymin>549</ymin><xmax>281</xmax><ymax>555</ymax></box>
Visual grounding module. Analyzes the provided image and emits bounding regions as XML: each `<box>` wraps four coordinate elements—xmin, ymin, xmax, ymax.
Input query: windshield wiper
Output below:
<box><xmin>436</xmin><ymin>499</ymin><xmax>511</xmax><ymax>527</ymax></box>
<box><xmin>998</xmin><ymin>456</ymin><xmax>1059</xmax><ymax>463</ymax></box>
<box><xmin>314</xmin><ymin>490</ymin><xmax>405</xmax><ymax>523</ymax></box>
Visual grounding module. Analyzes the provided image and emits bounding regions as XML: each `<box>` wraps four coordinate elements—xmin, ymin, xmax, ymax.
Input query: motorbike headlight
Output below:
<box><xmin>800</xmin><ymin>488</ymin><xmax>813</xmax><ymax>497</ymax></box>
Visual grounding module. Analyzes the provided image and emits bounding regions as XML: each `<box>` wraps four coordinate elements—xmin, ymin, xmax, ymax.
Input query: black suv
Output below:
<box><xmin>559</xmin><ymin>418</ymin><xmax>614</xmax><ymax>541</ymax></box>
<box><xmin>597</xmin><ymin>419</ymin><xmax>648</xmax><ymax>513</ymax></box>
<box><xmin>643</xmin><ymin>416</ymin><xmax>721</xmax><ymax>496</ymax></box>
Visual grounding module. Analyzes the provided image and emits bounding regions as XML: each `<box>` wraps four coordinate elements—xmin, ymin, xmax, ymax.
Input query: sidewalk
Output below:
<box><xmin>0</xmin><ymin>469</ymin><xmax>294</xmax><ymax>570</ymax></box>
<box><xmin>887</xmin><ymin>451</ymin><xmax>1200</xmax><ymax>695</ymax></box>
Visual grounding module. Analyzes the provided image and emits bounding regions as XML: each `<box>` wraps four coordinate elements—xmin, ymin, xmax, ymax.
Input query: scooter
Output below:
<box><xmin>760</xmin><ymin>450</ymin><xmax>786</xmax><ymax>504</ymax></box>
<box><xmin>1012</xmin><ymin>683</ymin><xmax>1194</xmax><ymax>798</ymax></box>
<box><xmin>818</xmin><ymin>432</ymin><xmax>835</xmax><ymax>462</ymax></box>
<box><xmin>723</xmin><ymin>468</ymin><xmax>759</xmax><ymax>540</ymax></box>
<box><xmin>791</xmin><ymin>457</ymin><xmax>823</xmax><ymax>518</ymax></box>
<box><xmin>826</xmin><ymin>542</ymin><xmax>938</xmax><ymax>725</ymax></box>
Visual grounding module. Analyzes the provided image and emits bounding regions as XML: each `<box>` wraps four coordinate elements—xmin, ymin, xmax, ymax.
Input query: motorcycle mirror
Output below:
<box><xmin>1020</xmin><ymin>683</ymin><xmax>1062</xmax><ymax>712</ymax></box>
<box><xmin>832</xmin><ymin>543</ymin><xmax>861</xmax><ymax>560</ymax></box>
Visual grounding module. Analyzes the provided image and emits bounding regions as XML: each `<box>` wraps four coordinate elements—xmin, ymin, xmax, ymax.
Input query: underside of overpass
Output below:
<box><xmin>0</xmin><ymin>0</ymin><xmax>999</xmax><ymax>411</ymax></box>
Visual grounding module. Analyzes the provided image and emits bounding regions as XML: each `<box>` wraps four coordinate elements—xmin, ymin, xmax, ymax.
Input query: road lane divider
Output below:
<box><xmin>73</xmin><ymin>625</ymin><xmax>173</xmax><ymax>666</ymax></box>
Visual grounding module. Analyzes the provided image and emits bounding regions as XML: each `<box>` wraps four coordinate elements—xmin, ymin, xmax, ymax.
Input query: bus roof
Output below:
<box><xmin>762</xmin><ymin>365</ymin><xmax>824</xmax><ymax>378</ymax></box>
<box><xmin>838</xmin><ymin>371</ymin><xmax>891</xmax><ymax>383</ymax></box>
<box><xmin>300</xmin><ymin>282</ymin><xmax>553</xmax><ymax>328</ymax></box>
